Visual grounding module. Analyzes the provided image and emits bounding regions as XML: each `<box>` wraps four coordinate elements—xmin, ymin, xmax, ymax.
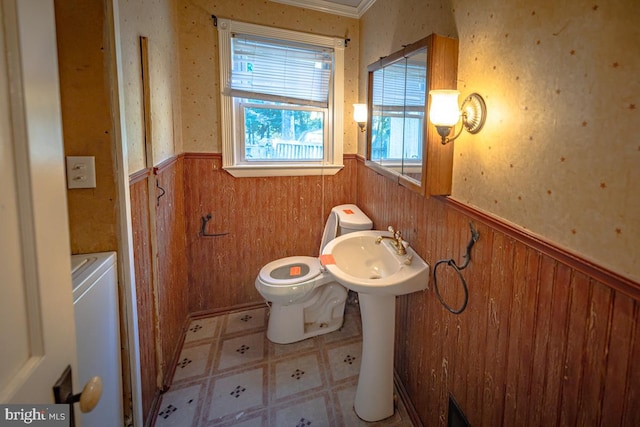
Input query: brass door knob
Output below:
<box><xmin>53</xmin><ymin>366</ymin><xmax>104</xmax><ymax>414</ymax></box>
<box><xmin>78</xmin><ymin>376</ymin><xmax>103</xmax><ymax>413</ymax></box>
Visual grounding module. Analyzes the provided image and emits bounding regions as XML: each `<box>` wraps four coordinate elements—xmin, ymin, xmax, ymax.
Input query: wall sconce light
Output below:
<box><xmin>353</xmin><ymin>103</ymin><xmax>367</xmax><ymax>132</ymax></box>
<box><xmin>429</xmin><ymin>90</ymin><xmax>486</xmax><ymax>144</ymax></box>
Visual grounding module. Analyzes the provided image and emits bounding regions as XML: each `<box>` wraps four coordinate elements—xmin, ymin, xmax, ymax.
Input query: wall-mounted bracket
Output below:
<box><xmin>200</xmin><ymin>214</ymin><xmax>229</xmax><ymax>237</ymax></box>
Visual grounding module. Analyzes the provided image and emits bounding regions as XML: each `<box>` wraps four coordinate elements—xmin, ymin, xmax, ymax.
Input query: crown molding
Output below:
<box><xmin>270</xmin><ymin>0</ymin><xmax>376</xmax><ymax>19</ymax></box>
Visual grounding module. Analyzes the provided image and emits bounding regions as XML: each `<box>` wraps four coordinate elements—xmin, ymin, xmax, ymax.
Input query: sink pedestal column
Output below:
<box><xmin>354</xmin><ymin>293</ymin><xmax>395</xmax><ymax>422</ymax></box>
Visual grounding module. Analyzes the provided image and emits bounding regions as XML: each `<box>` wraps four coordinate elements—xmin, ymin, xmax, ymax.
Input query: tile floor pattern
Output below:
<box><xmin>153</xmin><ymin>304</ymin><xmax>414</xmax><ymax>427</ymax></box>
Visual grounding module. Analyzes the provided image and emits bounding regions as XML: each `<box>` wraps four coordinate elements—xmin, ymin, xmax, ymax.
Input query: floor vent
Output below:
<box><xmin>448</xmin><ymin>394</ymin><xmax>471</xmax><ymax>427</ymax></box>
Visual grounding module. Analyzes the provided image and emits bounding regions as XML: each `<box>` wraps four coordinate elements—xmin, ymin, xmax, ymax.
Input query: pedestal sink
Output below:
<box><xmin>321</xmin><ymin>230</ymin><xmax>429</xmax><ymax>422</ymax></box>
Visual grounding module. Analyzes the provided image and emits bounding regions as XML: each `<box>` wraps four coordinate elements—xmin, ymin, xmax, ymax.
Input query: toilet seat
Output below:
<box><xmin>258</xmin><ymin>256</ymin><xmax>322</xmax><ymax>286</ymax></box>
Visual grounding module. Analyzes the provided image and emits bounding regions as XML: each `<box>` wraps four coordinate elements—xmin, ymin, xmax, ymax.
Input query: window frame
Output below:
<box><xmin>217</xmin><ymin>19</ymin><xmax>345</xmax><ymax>177</ymax></box>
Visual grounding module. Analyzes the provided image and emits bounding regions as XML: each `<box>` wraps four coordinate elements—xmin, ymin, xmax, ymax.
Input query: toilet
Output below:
<box><xmin>255</xmin><ymin>204</ymin><xmax>373</xmax><ymax>344</ymax></box>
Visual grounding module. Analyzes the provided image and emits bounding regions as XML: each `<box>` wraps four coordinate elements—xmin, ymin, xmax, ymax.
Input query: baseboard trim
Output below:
<box><xmin>188</xmin><ymin>301</ymin><xmax>268</xmax><ymax>320</ymax></box>
<box><xmin>144</xmin><ymin>389</ymin><xmax>163</xmax><ymax>427</ymax></box>
<box><xmin>394</xmin><ymin>370</ymin><xmax>423</xmax><ymax>427</ymax></box>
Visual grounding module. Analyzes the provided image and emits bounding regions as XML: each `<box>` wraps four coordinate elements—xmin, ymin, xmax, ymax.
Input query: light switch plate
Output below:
<box><xmin>66</xmin><ymin>156</ymin><xmax>96</xmax><ymax>189</ymax></box>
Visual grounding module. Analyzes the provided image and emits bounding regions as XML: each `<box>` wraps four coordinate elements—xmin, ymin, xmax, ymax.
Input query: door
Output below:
<box><xmin>0</xmin><ymin>0</ymin><xmax>79</xmax><ymax>408</ymax></box>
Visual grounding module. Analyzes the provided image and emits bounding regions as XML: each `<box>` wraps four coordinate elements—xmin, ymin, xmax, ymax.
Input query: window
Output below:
<box><xmin>217</xmin><ymin>19</ymin><xmax>345</xmax><ymax>177</ymax></box>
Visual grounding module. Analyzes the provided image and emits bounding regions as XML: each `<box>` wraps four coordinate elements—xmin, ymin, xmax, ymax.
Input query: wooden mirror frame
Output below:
<box><xmin>365</xmin><ymin>34</ymin><xmax>459</xmax><ymax>196</ymax></box>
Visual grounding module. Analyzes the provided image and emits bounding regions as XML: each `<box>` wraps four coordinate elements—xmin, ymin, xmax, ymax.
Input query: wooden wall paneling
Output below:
<box><xmin>424</xmin><ymin>285</ymin><xmax>441</xmax><ymax>423</ymax></box>
<box><xmin>397</xmin><ymin>188</ymin><xmax>415</xmax><ymax>241</ymax></box>
<box><xmin>480</xmin><ymin>233</ymin><xmax>514</xmax><ymax>426</ymax></box>
<box><xmin>450</xmin><ymin>211</ymin><xmax>471</xmax><ymax>410</ymax></box>
<box><xmin>437</xmin><ymin>206</ymin><xmax>465</xmax><ymax>421</ymax></box>
<box><xmin>463</xmin><ymin>221</ymin><xmax>493</xmax><ymax>424</ymax></box>
<box><xmin>434</xmin><ymin>208</ymin><xmax>455</xmax><ymax>424</ymax></box>
<box><xmin>181</xmin><ymin>157</ymin><xmax>202</xmax><ymax>313</ymax></box>
<box><xmin>448</xmin><ymin>211</ymin><xmax>468</xmax><ymax>412</ymax></box>
<box><xmin>514</xmin><ymin>248</ymin><xmax>542</xmax><ymax>424</ymax></box>
<box><xmin>397</xmin><ymin>197</ymin><xmax>434</xmax><ymax>419</ymax></box>
<box><xmin>357</xmin><ymin>160</ymin><xmax>383</xmax><ymax>224</ymax></box>
<box><xmin>183</xmin><ymin>155</ymin><xmax>224</xmax><ymax>313</ymax></box>
<box><xmin>183</xmin><ymin>155</ymin><xmax>358</xmax><ymax>314</ymax></box>
<box><xmin>436</xmin><ymin>206</ymin><xmax>460</xmax><ymax>312</ymax></box>
<box><xmin>576</xmin><ymin>280</ymin><xmax>613</xmax><ymax>425</ymax></box>
<box><xmin>525</xmin><ymin>255</ymin><xmax>557</xmax><ymax>426</ymax></box>
<box><xmin>184</xmin><ymin>155</ymin><xmax>245</xmax><ymax>313</ymax></box>
<box><xmin>422</xmin><ymin>200</ymin><xmax>446</xmax><ymax>422</ymax></box>
<box><xmin>558</xmin><ymin>271</ymin><xmax>591</xmax><ymax>426</ymax></box>
<box><xmin>502</xmin><ymin>242</ymin><xmax>534</xmax><ymax>425</ymax></box>
<box><xmin>154</xmin><ymin>158</ymin><xmax>188</xmax><ymax>385</ymax></box>
<box><xmin>129</xmin><ymin>174</ymin><xmax>158</xmax><ymax>423</ymax></box>
<box><xmin>414</xmin><ymin>197</ymin><xmax>429</xmax><ymax>270</ymax></box>
<box><xmin>622</xmin><ymin>304</ymin><xmax>640</xmax><ymax>426</ymax></box>
<box><xmin>322</xmin><ymin>156</ymin><xmax>359</xmax><ymax>211</ymax></box>
<box><xmin>539</xmin><ymin>263</ymin><xmax>571</xmax><ymax>425</ymax></box>
<box><xmin>287</xmin><ymin>176</ymin><xmax>312</xmax><ymax>250</ymax></box>
<box><xmin>601</xmin><ymin>293</ymin><xmax>636</xmax><ymax>425</ymax></box>
<box><xmin>394</xmin><ymin>295</ymin><xmax>406</xmax><ymax>389</ymax></box>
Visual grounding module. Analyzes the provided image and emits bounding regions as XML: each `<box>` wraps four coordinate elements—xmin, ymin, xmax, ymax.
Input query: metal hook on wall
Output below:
<box><xmin>156</xmin><ymin>179</ymin><xmax>166</xmax><ymax>207</ymax></box>
<box><xmin>200</xmin><ymin>214</ymin><xmax>229</xmax><ymax>237</ymax></box>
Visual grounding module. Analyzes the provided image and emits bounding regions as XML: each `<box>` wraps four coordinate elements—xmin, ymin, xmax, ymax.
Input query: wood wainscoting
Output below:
<box><xmin>129</xmin><ymin>156</ymin><xmax>189</xmax><ymax>424</ymax></box>
<box><xmin>129</xmin><ymin>168</ymin><xmax>158</xmax><ymax>423</ymax></box>
<box><xmin>130</xmin><ymin>153</ymin><xmax>639</xmax><ymax>425</ymax></box>
<box><xmin>154</xmin><ymin>156</ymin><xmax>189</xmax><ymax>385</ymax></box>
<box><xmin>356</xmin><ymin>158</ymin><xmax>640</xmax><ymax>426</ymax></box>
<box><xmin>182</xmin><ymin>153</ymin><xmax>358</xmax><ymax>314</ymax></box>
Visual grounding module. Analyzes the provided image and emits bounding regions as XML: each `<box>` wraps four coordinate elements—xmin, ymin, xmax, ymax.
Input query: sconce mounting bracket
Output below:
<box><xmin>461</xmin><ymin>93</ymin><xmax>486</xmax><ymax>134</ymax></box>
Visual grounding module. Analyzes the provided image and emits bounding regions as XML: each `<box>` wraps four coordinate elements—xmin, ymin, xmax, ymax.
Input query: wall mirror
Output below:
<box><xmin>365</xmin><ymin>34</ymin><xmax>459</xmax><ymax>196</ymax></box>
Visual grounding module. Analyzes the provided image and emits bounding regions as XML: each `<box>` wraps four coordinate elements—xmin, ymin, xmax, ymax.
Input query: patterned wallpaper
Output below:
<box><xmin>361</xmin><ymin>0</ymin><xmax>640</xmax><ymax>281</ymax></box>
<box><xmin>177</xmin><ymin>0</ymin><xmax>360</xmax><ymax>155</ymax></box>
<box><xmin>118</xmin><ymin>0</ymin><xmax>182</xmax><ymax>174</ymax></box>
<box><xmin>55</xmin><ymin>0</ymin><xmax>119</xmax><ymax>253</ymax></box>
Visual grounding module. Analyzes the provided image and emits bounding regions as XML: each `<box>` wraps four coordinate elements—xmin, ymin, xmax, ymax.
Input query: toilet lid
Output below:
<box><xmin>258</xmin><ymin>256</ymin><xmax>322</xmax><ymax>286</ymax></box>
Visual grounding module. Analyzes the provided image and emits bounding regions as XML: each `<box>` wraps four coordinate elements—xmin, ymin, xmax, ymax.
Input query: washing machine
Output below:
<box><xmin>71</xmin><ymin>252</ymin><xmax>123</xmax><ymax>426</ymax></box>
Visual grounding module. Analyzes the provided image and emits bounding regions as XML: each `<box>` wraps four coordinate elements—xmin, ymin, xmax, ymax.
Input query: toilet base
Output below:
<box><xmin>266</xmin><ymin>283</ymin><xmax>347</xmax><ymax>344</ymax></box>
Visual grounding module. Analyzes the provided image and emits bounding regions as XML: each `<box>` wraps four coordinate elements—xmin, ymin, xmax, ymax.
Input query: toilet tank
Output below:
<box><xmin>333</xmin><ymin>204</ymin><xmax>373</xmax><ymax>235</ymax></box>
<box><xmin>319</xmin><ymin>204</ymin><xmax>373</xmax><ymax>254</ymax></box>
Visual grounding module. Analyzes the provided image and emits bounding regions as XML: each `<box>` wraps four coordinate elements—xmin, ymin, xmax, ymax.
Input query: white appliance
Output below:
<box><xmin>71</xmin><ymin>252</ymin><xmax>123</xmax><ymax>426</ymax></box>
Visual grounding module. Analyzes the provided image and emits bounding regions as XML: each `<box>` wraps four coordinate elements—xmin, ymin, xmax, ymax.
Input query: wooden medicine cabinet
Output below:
<box><xmin>366</xmin><ymin>34</ymin><xmax>459</xmax><ymax>196</ymax></box>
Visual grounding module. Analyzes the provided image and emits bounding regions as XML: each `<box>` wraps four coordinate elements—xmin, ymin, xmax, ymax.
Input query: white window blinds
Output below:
<box><xmin>229</xmin><ymin>34</ymin><xmax>333</xmax><ymax>107</ymax></box>
<box><xmin>372</xmin><ymin>57</ymin><xmax>427</xmax><ymax>109</ymax></box>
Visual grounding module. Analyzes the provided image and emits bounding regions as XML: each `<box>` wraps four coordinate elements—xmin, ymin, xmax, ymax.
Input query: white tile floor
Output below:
<box><xmin>153</xmin><ymin>303</ymin><xmax>414</xmax><ymax>427</ymax></box>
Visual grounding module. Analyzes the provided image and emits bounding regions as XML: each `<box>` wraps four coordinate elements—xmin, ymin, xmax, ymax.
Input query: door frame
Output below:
<box><xmin>105</xmin><ymin>0</ymin><xmax>144</xmax><ymax>425</ymax></box>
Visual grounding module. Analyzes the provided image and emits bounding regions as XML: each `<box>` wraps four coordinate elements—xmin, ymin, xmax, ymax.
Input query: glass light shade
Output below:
<box><xmin>429</xmin><ymin>90</ymin><xmax>460</xmax><ymax>126</ymax></box>
<box><xmin>353</xmin><ymin>103</ymin><xmax>367</xmax><ymax>123</ymax></box>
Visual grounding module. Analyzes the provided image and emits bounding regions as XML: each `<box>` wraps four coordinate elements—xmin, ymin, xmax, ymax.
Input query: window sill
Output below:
<box><xmin>223</xmin><ymin>164</ymin><xmax>344</xmax><ymax>178</ymax></box>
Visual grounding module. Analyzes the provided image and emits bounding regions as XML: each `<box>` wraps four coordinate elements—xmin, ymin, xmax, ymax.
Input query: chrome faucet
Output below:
<box><xmin>375</xmin><ymin>226</ymin><xmax>407</xmax><ymax>256</ymax></box>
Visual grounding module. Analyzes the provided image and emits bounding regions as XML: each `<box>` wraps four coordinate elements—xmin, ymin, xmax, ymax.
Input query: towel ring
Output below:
<box><xmin>432</xmin><ymin>222</ymin><xmax>479</xmax><ymax>315</ymax></box>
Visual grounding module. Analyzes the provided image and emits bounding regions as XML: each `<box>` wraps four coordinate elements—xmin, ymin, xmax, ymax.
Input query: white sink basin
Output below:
<box><xmin>321</xmin><ymin>229</ymin><xmax>430</xmax><ymax>421</ymax></box>
<box><xmin>321</xmin><ymin>230</ymin><xmax>429</xmax><ymax>295</ymax></box>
